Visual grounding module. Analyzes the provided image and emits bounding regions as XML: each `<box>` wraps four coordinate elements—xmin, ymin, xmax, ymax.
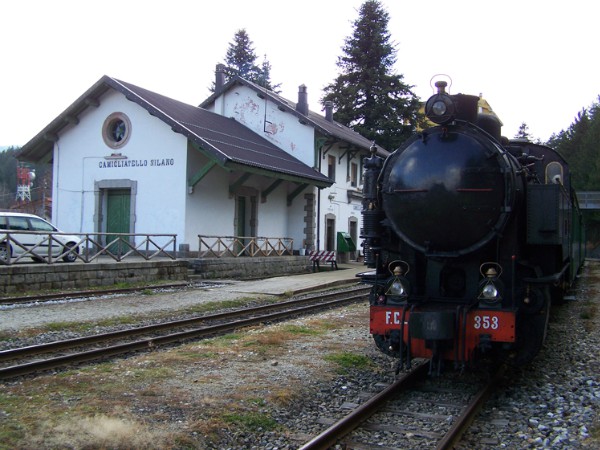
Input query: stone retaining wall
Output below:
<box><xmin>0</xmin><ymin>260</ymin><xmax>188</xmax><ymax>295</ymax></box>
<box><xmin>189</xmin><ymin>256</ymin><xmax>311</xmax><ymax>279</ymax></box>
<box><xmin>0</xmin><ymin>256</ymin><xmax>312</xmax><ymax>295</ymax></box>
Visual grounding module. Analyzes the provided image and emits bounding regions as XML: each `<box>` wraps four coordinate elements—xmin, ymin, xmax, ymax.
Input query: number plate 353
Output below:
<box><xmin>469</xmin><ymin>310</ymin><xmax>516</xmax><ymax>342</ymax></box>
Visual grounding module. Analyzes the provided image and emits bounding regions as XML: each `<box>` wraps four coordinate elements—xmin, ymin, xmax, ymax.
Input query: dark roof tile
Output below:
<box><xmin>18</xmin><ymin>76</ymin><xmax>332</xmax><ymax>187</ymax></box>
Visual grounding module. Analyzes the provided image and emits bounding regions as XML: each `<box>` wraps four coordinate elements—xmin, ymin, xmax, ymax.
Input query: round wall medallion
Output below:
<box><xmin>102</xmin><ymin>112</ymin><xmax>132</xmax><ymax>149</ymax></box>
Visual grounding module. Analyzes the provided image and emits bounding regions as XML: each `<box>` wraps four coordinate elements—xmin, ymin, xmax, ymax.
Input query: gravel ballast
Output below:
<box><xmin>0</xmin><ymin>262</ymin><xmax>598</xmax><ymax>449</ymax></box>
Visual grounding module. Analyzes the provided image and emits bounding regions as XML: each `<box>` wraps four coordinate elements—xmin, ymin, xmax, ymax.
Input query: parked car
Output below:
<box><xmin>0</xmin><ymin>212</ymin><xmax>80</xmax><ymax>263</ymax></box>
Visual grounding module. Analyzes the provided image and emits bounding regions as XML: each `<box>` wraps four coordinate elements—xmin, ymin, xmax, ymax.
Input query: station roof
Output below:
<box><xmin>17</xmin><ymin>76</ymin><xmax>333</xmax><ymax>188</ymax></box>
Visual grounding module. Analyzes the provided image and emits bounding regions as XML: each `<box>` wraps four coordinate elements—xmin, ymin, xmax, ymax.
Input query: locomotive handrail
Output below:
<box><xmin>522</xmin><ymin>261</ymin><xmax>570</xmax><ymax>284</ymax></box>
<box><xmin>0</xmin><ymin>231</ymin><xmax>177</xmax><ymax>265</ymax></box>
<box><xmin>197</xmin><ymin>235</ymin><xmax>293</xmax><ymax>258</ymax></box>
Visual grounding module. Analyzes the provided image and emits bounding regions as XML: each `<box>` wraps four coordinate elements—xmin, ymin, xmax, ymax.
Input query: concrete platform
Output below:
<box><xmin>218</xmin><ymin>262</ymin><xmax>367</xmax><ymax>296</ymax></box>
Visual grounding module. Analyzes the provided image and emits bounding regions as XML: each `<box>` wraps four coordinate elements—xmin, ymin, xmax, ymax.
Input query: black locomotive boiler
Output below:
<box><xmin>360</xmin><ymin>81</ymin><xmax>585</xmax><ymax>373</ymax></box>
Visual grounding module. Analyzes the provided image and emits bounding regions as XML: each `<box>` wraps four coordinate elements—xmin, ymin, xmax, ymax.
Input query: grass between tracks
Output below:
<box><xmin>0</xmin><ymin>296</ymin><xmax>278</xmax><ymax>342</ymax></box>
<box><xmin>0</xmin><ymin>304</ymin><xmax>373</xmax><ymax>449</ymax></box>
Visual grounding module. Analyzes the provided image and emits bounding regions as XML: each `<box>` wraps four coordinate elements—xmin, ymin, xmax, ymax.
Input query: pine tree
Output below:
<box><xmin>218</xmin><ymin>29</ymin><xmax>279</xmax><ymax>91</ymax></box>
<box><xmin>257</xmin><ymin>55</ymin><xmax>281</xmax><ymax>92</ymax></box>
<box><xmin>515</xmin><ymin>122</ymin><xmax>531</xmax><ymax>140</ymax></box>
<box><xmin>0</xmin><ymin>147</ymin><xmax>19</xmax><ymax>208</ymax></box>
<box><xmin>322</xmin><ymin>0</ymin><xmax>421</xmax><ymax>151</ymax></box>
<box><xmin>224</xmin><ymin>29</ymin><xmax>261</xmax><ymax>81</ymax></box>
<box><xmin>548</xmin><ymin>97</ymin><xmax>600</xmax><ymax>242</ymax></box>
<box><xmin>582</xmin><ymin>101</ymin><xmax>600</xmax><ymax>189</ymax></box>
<box><xmin>548</xmin><ymin>109</ymin><xmax>592</xmax><ymax>190</ymax></box>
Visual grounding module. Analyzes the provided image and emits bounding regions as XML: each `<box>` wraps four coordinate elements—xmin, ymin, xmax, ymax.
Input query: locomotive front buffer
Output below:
<box><xmin>367</xmin><ymin>261</ymin><xmax>516</xmax><ymax>375</ymax></box>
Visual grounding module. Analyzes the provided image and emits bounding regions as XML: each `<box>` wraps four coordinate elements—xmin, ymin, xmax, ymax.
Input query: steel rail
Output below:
<box><xmin>298</xmin><ymin>360</ymin><xmax>430</xmax><ymax>450</ymax></box>
<box><xmin>0</xmin><ymin>286</ymin><xmax>368</xmax><ymax>362</ymax></box>
<box><xmin>298</xmin><ymin>361</ymin><xmax>506</xmax><ymax>450</ymax></box>
<box><xmin>436</xmin><ymin>364</ymin><xmax>507</xmax><ymax>450</ymax></box>
<box><xmin>0</xmin><ymin>288</ymin><xmax>368</xmax><ymax>379</ymax></box>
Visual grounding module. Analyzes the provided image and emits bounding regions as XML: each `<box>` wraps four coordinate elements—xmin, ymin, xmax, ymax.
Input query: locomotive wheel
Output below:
<box><xmin>518</xmin><ymin>285</ymin><xmax>547</xmax><ymax>314</ymax></box>
<box><xmin>373</xmin><ymin>334</ymin><xmax>401</xmax><ymax>358</ymax></box>
<box><xmin>550</xmin><ymin>283</ymin><xmax>567</xmax><ymax>305</ymax></box>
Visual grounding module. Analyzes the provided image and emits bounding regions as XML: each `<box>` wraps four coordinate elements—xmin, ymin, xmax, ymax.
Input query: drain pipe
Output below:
<box><xmin>316</xmin><ymin>187</ymin><xmax>321</xmax><ymax>252</ymax></box>
<box><xmin>316</xmin><ymin>144</ymin><xmax>323</xmax><ymax>252</ymax></box>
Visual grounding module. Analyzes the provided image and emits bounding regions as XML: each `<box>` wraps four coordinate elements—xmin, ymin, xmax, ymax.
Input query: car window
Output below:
<box><xmin>7</xmin><ymin>217</ymin><xmax>30</xmax><ymax>231</ymax></box>
<box><xmin>29</xmin><ymin>218</ymin><xmax>56</xmax><ymax>232</ymax></box>
<box><xmin>0</xmin><ymin>215</ymin><xmax>7</xmax><ymax>229</ymax></box>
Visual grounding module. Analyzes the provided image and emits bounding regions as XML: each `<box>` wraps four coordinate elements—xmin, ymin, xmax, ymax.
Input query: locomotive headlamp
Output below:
<box><xmin>385</xmin><ymin>262</ymin><xmax>410</xmax><ymax>301</ymax></box>
<box><xmin>481</xmin><ymin>283</ymin><xmax>499</xmax><ymax>299</ymax></box>
<box><xmin>431</xmin><ymin>100</ymin><xmax>447</xmax><ymax>116</ymax></box>
<box><xmin>425</xmin><ymin>81</ymin><xmax>456</xmax><ymax>125</ymax></box>
<box><xmin>388</xmin><ymin>278</ymin><xmax>407</xmax><ymax>297</ymax></box>
<box><xmin>478</xmin><ymin>264</ymin><xmax>504</xmax><ymax>307</ymax></box>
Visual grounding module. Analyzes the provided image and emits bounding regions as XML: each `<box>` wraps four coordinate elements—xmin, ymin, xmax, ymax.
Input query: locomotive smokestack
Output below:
<box><xmin>435</xmin><ymin>80</ymin><xmax>448</xmax><ymax>94</ymax></box>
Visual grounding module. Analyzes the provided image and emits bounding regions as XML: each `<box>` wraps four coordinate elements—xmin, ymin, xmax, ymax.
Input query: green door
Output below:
<box><xmin>106</xmin><ymin>189</ymin><xmax>131</xmax><ymax>255</ymax></box>
<box><xmin>234</xmin><ymin>195</ymin><xmax>258</xmax><ymax>255</ymax></box>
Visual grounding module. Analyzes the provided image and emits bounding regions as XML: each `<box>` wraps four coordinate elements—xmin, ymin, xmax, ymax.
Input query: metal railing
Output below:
<box><xmin>0</xmin><ymin>231</ymin><xmax>177</xmax><ymax>265</ymax></box>
<box><xmin>198</xmin><ymin>235</ymin><xmax>293</xmax><ymax>258</ymax></box>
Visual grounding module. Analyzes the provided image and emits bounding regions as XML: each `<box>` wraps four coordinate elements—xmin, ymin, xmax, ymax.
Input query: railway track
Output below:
<box><xmin>0</xmin><ymin>280</ymin><xmax>217</xmax><ymax>306</ymax></box>
<box><xmin>298</xmin><ymin>360</ymin><xmax>506</xmax><ymax>449</ymax></box>
<box><xmin>0</xmin><ymin>285</ymin><xmax>369</xmax><ymax>380</ymax></box>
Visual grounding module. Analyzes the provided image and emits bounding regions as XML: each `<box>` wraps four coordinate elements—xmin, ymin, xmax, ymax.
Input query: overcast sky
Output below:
<box><xmin>1</xmin><ymin>0</ymin><xmax>597</xmax><ymax>148</ymax></box>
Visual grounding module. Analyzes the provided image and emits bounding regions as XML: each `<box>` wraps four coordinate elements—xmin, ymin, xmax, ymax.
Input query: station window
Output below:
<box><xmin>328</xmin><ymin>155</ymin><xmax>336</xmax><ymax>181</ymax></box>
<box><xmin>102</xmin><ymin>112</ymin><xmax>132</xmax><ymax>149</ymax></box>
<box><xmin>350</xmin><ymin>162</ymin><xmax>358</xmax><ymax>187</ymax></box>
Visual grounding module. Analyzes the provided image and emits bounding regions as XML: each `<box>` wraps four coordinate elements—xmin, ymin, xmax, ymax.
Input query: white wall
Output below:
<box><xmin>52</xmin><ymin>90</ymin><xmax>188</xmax><ymax>242</ymax></box>
<box><xmin>255</xmin><ymin>187</ymin><xmax>288</xmax><ymax>237</ymax></box>
<box><xmin>184</xmin><ymin>151</ymin><xmax>234</xmax><ymax>248</ymax></box>
<box><xmin>287</xmin><ymin>186</ymin><xmax>315</xmax><ymax>251</ymax></box>
<box><xmin>214</xmin><ymin>85</ymin><xmax>317</xmax><ymax>168</ymax></box>
<box><xmin>316</xmin><ymin>144</ymin><xmax>364</xmax><ymax>254</ymax></box>
<box><xmin>184</xmin><ymin>150</ymin><xmax>297</xmax><ymax>251</ymax></box>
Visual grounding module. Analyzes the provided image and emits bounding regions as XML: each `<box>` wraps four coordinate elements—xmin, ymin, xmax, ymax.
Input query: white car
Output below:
<box><xmin>0</xmin><ymin>212</ymin><xmax>80</xmax><ymax>263</ymax></box>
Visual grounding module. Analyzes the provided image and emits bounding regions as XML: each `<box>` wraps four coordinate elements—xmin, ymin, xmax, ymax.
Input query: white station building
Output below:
<box><xmin>17</xmin><ymin>67</ymin><xmax>387</xmax><ymax>257</ymax></box>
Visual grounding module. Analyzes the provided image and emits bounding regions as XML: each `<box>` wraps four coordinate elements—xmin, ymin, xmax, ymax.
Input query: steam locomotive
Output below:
<box><xmin>360</xmin><ymin>80</ymin><xmax>585</xmax><ymax>374</ymax></box>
